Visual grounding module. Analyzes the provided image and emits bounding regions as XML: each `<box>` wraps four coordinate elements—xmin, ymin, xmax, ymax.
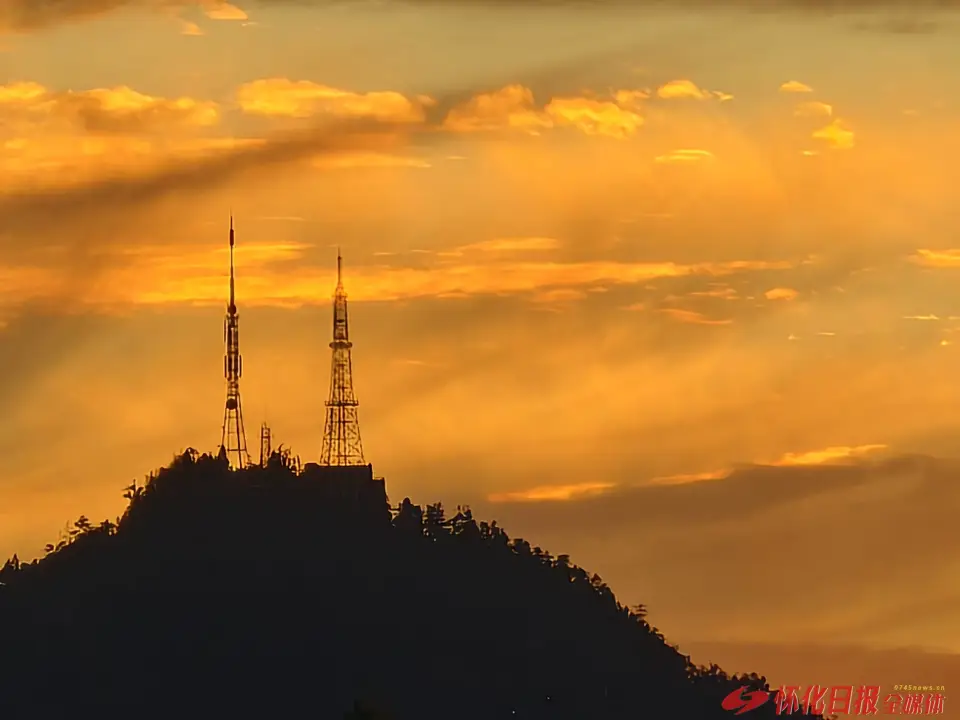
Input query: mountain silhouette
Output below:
<box><xmin>0</xmin><ymin>448</ymin><xmax>822</xmax><ymax>719</ymax></box>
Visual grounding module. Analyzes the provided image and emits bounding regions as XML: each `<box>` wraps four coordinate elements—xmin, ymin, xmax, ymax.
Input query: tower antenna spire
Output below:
<box><xmin>218</xmin><ymin>213</ymin><xmax>249</xmax><ymax>469</ymax></box>
<box><xmin>228</xmin><ymin>212</ymin><xmax>236</xmax><ymax>309</ymax></box>
<box><xmin>319</xmin><ymin>250</ymin><xmax>365</xmax><ymax>466</ymax></box>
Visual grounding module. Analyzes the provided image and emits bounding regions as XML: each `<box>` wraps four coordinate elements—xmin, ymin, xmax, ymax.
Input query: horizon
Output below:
<box><xmin>2</xmin><ymin>0</ymin><xmax>960</xmax><ymax>696</ymax></box>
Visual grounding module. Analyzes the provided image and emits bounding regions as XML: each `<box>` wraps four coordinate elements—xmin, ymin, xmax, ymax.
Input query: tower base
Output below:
<box><xmin>301</xmin><ymin>463</ymin><xmax>388</xmax><ymax>516</ymax></box>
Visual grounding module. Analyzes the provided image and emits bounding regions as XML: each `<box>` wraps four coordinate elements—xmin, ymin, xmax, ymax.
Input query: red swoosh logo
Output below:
<box><xmin>721</xmin><ymin>686</ymin><xmax>771</xmax><ymax>715</ymax></box>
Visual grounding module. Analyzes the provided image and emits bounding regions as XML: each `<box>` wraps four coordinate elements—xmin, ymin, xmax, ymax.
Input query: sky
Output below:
<box><xmin>2</xmin><ymin>0</ymin><xmax>960</xmax><ymax>693</ymax></box>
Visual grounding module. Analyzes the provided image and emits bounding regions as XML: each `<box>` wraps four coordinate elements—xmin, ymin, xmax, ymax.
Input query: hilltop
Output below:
<box><xmin>0</xmin><ymin>449</ymin><xmax>817</xmax><ymax>719</ymax></box>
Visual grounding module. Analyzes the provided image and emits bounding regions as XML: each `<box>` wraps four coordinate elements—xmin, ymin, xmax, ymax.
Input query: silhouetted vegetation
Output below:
<box><xmin>0</xmin><ymin>449</ymin><xmax>819</xmax><ymax>719</ymax></box>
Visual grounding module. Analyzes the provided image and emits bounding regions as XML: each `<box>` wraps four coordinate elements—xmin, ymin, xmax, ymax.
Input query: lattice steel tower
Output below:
<box><xmin>319</xmin><ymin>252</ymin><xmax>366</xmax><ymax>466</ymax></box>
<box><xmin>218</xmin><ymin>215</ymin><xmax>249</xmax><ymax>469</ymax></box>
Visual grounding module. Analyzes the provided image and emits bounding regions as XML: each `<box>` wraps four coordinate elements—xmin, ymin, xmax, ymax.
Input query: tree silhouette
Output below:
<box><xmin>0</xmin><ymin>449</ymin><xmax>823</xmax><ymax>719</ymax></box>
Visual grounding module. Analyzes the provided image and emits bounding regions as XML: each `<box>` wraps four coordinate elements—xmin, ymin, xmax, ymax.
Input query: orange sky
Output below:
<box><xmin>3</xmin><ymin>0</ymin><xmax>960</xmax><ymax>691</ymax></box>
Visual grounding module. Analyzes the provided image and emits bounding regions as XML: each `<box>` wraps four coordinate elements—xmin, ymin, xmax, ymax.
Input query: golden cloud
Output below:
<box><xmin>0</xmin><ymin>82</ymin><xmax>230</xmax><ymax>185</ymax></box>
<box><xmin>442</xmin><ymin>85</ymin><xmax>551</xmax><ymax>134</ymax></box>
<box><xmin>910</xmin><ymin>249</ymin><xmax>960</xmax><ymax>268</ymax></box>
<box><xmin>656</xmin><ymin>79</ymin><xmax>717</xmax><ymax>100</ymax></box>
<box><xmin>544</xmin><ymin>96</ymin><xmax>644</xmax><ymax>139</ymax></box>
<box><xmin>659</xmin><ymin>308</ymin><xmax>732</xmax><ymax>325</ymax></box>
<box><xmin>0</xmin><ymin>249</ymin><xmax>801</xmax><ymax>315</ymax></box>
<box><xmin>235</xmin><ymin>78</ymin><xmax>429</xmax><ymax>122</ymax></box>
<box><xmin>689</xmin><ymin>287</ymin><xmax>738</xmax><ymax>300</ymax></box>
<box><xmin>202</xmin><ymin>1</ymin><xmax>248</xmax><ymax>19</ymax></box>
<box><xmin>795</xmin><ymin>101</ymin><xmax>833</xmax><ymax>118</ymax></box>
<box><xmin>773</xmin><ymin>444</ymin><xmax>887</xmax><ymax>466</ymax></box>
<box><xmin>529</xmin><ymin>288</ymin><xmax>588</xmax><ymax>305</ymax></box>
<box><xmin>487</xmin><ymin>481</ymin><xmax>615</xmax><ymax>503</ymax></box>
<box><xmin>646</xmin><ymin>444</ymin><xmax>887</xmax><ymax>487</ymax></box>
<box><xmin>647</xmin><ymin>469</ymin><xmax>730</xmax><ymax>486</ymax></box>
<box><xmin>442</xmin><ymin>85</ymin><xmax>644</xmax><ymax>139</ymax></box>
<box><xmin>0</xmin><ymin>81</ymin><xmax>219</xmax><ymax>133</ymax></box>
<box><xmin>812</xmin><ymin>119</ymin><xmax>855</xmax><ymax>149</ymax></box>
<box><xmin>613</xmin><ymin>89</ymin><xmax>650</xmax><ymax>109</ymax></box>
<box><xmin>180</xmin><ymin>19</ymin><xmax>204</xmax><ymax>35</ymax></box>
<box><xmin>654</xmin><ymin>148</ymin><xmax>714</xmax><ymax>164</ymax></box>
<box><xmin>454</xmin><ymin>237</ymin><xmax>562</xmax><ymax>254</ymax></box>
<box><xmin>780</xmin><ymin>80</ymin><xmax>814</xmax><ymax>93</ymax></box>
<box><xmin>764</xmin><ymin>287</ymin><xmax>799</xmax><ymax>300</ymax></box>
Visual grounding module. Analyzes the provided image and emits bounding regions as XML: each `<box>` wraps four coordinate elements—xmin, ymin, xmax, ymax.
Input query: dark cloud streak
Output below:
<box><xmin>0</xmin><ymin>43</ymin><xmax>633</xmax><ymax>259</ymax></box>
<box><xmin>0</xmin><ymin>0</ymin><xmax>135</xmax><ymax>33</ymax></box>
<box><xmin>470</xmin><ymin>453</ymin><xmax>960</xmax><ymax>645</ymax></box>
<box><xmin>2</xmin><ymin>0</ymin><xmax>959</xmax><ymax>35</ymax></box>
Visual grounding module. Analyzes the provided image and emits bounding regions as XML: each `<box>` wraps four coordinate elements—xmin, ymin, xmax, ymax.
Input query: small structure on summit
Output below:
<box><xmin>308</xmin><ymin>251</ymin><xmax>386</xmax><ymax>507</ymax></box>
<box><xmin>259</xmin><ymin>422</ymin><xmax>272</xmax><ymax>467</ymax></box>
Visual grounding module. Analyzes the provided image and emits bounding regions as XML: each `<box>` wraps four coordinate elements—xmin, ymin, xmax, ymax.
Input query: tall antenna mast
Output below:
<box><xmin>218</xmin><ymin>214</ymin><xmax>249</xmax><ymax>468</ymax></box>
<box><xmin>319</xmin><ymin>250</ymin><xmax>366</xmax><ymax>466</ymax></box>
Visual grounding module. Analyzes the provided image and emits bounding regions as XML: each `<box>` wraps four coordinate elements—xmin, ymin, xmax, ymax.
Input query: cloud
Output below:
<box><xmin>529</xmin><ymin>287</ymin><xmax>589</xmax><ymax>305</ymax></box>
<box><xmin>794</xmin><ymin>101</ymin><xmax>833</xmax><ymax>118</ymax></box>
<box><xmin>0</xmin><ymin>0</ymin><xmax>128</xmax><ymax>33</ymax></box>
<box><xmin>442</xmin><ymin>85</ymin><xmax>552</xmax><ymax>134</ymax></box>
<box><xmin>477</xmin><ymin>452</ymin><xmax>960</xmax><ymax>650</ymax></box>
<box><xmin>648</xmin><ymin>468</ymin><xmax>730</xmax><ymax>486</ymax></box>
<box><xmin>780</xmin><ymin>80</ymin><xmax>814</xmax><ymax>93</ymax></box>
<box><xmin>7</xmin><ymin>1</ymin><xmax>960</xmax><ymax>35</ymax></box>
<box><xmin>454</xmin><ymin>237</ymin><xmax>562</xmax><ymax>253</ymax></box>
<box><xmin>910</xmin><ymin>249</ymin><xmax>960</xmax><ymax>268</ymax></box>
<box><xmin>656</xmin><ymin>79</ymin><xmax>714</xmax><ymax>100</ymax></box>
<box><xmin>647</xmin><ymin>444</ymin><xmax>887</xmax><ymax>486</ymax></box>
<box><xmin>903</xmin><ymin>314</ymin><xmax>940</xmax><ymax>321</ymax></box>
<box><xmin>764</xmin><ymin>287</ymin><xmax>798</xmax><ymax>300</ymax></box>
<box><xmin>772</xmin><ymin>443</ymin><xmax>887</xmax><ymax>466</ymax></box>
<box><xmin>544</xmin><ymin>96</ymin><xmax>644</xmax><ymax>138</ymax></box>
<box><xmin>0</xmin><ymin>82</ymin><xmax>219</xmax><ymax>134</ymax></box>
<box><xmin>236</xmin><ymin>78</ymin><xmax>429</xmax><ymax>122</ymax></box>
<box><xmin>654</xmin><ymin>148</ymin><xmax>714</xmax><ymax>164</ymax></box>
<box><xmin>613</xmin><ymin>89</ymin><xmax>650</xmax><ymax>109</ymax></box>
<box><xmin>312</xmin><ymin>152</ymin><xmax>432</xmax><ymax>170</ymax></box>
<box><xmin>488</xmin><ymin>481</ymin><xmax>615</xmax><ymax>503</ymax></box>
<box><xmin>688</xmin><ymin>287</ymin><xmax>737</xmax><ymax>300</ymax></box>
<box><xmin>441</xmin><ymin>85</ymin><xmax>644</xmax><ymax>139</ymax></box>
<box><xmin>812</xmin><ymin>119</ymin><xmax>855</xmax><ymax>149</ymax></box>
<box><xmin>0</xmin><ymin>81</ymin><xmax>231</xmax><ymax>184</ymax></box>
<box><xmin>0</xmin><ymin>253</ymin><xmax>802</xmax><ymax>316</ymax></box>
<box><xmin>658</xmin><ymin>308</ymin><xmax>732</xmax><ymax>325</ymax></box>
<box><xmin>0</xmin><ymin>109</ymin><xmax>426</xmax><ymax>251</ymax></box>
<box><xmin>179</xmin><ymin>19</ymin><xmax>204</xmax><ymax>34</ymax></box>
<box><xmin>202</xmin><ymin>1</ymin><xmax>248</xmax><ymax>19</ymax></box>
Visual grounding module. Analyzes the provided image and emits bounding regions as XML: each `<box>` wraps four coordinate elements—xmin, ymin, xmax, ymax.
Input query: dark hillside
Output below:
<box><xmin>0</xmin><ymin>449</ymin><xmax>818</xmax><ymax>719</ymax></box>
